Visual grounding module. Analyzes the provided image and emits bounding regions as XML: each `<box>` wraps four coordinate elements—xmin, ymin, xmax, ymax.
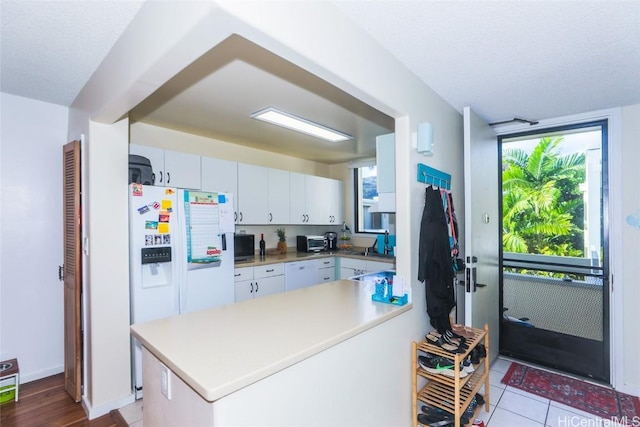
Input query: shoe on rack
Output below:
<box><xmin>417</xmin><ymin>413</ymin><xmax>454</xmax><ymax>427</ymax></box>
<box><xmin>470</xmin><ymin>348</ymin><xmax>481</xmax><ymax>365</ymax></box>
<box><xmin>472</xmin><ymin>419</ymin><xmax>485</xmax><ymax>427</ymax></box>
<box><xmin>425</xmin><ymin>333</ymin><xmax>466</xmax><ymax>353</ymax></box>
<box><xmin>419</xmin><ymin>355</ymin><xmax>468</xmax><ymax>378</ymax></box>
<box><xmin>462</xmin><ymin>357</ymin><xmax>475</xmax><ymax>374</ymax></box>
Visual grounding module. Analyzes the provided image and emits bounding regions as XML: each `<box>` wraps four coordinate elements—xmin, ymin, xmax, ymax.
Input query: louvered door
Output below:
<box><xmin>63</xmin><ymin>140</ymin><xmax>82</xmax><ymax>402</ymax></box>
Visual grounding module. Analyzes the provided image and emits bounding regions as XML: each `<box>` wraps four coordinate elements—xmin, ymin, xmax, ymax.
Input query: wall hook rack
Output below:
<box><xmin>417</xmin><ymin>163</ymin><xmax>451</xmax><ymax>190</ymax></box>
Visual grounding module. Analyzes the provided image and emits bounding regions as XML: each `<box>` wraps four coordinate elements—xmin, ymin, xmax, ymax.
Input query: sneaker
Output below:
<box><xmin>419</xmin><ymin>355</ymin><xmax>468</xmax><ymax>378</ymax></box>
<box><xmin>462</xmin><ymin>357</ymin><xmax>475</xmax><ymax>374</ymax></box>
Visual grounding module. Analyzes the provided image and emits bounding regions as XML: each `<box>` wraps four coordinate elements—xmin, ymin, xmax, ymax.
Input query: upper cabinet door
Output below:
<box><xmin>305</xmin><ymin>174</ymin><xmax>326</xmax><ymax>225</ymax></box>
<box><xmin>237</xmin><ymin>163</ymin><xmax>268</xmax><ymax>224</ymax></box>
<box><xmin>201</xmin><ymin>157</ymin><xmax>238</xmax><ymax>220</ymax></box>
<box><xmin>163</xmin><ymin>150</ymin><xmax>201</xmax><ymax>189</ymax></box>
<box><xmin>290</xmin><ymin>172</ymin><xmax>307</xmax><ymax>224</ymax></box>
<box><xmin>129</xmin><ymin>144</ymin><xmax>165</xmax><ymax>186</ymax></box>
<box><xmin>129</xmin><ymin>144</ymin><xmax>201</xmax><ymax>189</ymax></box>
<box><xmin>329</xmin><ymin>178</ymin><xmax>344</xmax><ymax>225</ymax></box>
<box><xmin>268</xmin><ymin>168</ymin><xmax>290</xmax><ymax>224</ymax></box>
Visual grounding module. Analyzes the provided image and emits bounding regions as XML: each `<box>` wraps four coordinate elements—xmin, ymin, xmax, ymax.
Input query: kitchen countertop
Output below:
<box><xmin>130</xmin><ymin>277</ymin><xmax>411</xmax><ymax>402</ymax></box>
<box><xmin>234</xmin><ymin>249</ymin><xmax>395</xmax><ymax>268</ymax></box>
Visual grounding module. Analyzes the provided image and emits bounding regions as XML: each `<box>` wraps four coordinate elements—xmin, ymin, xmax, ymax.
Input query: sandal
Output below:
<box><xmin>424</xmin><ymin>333</ymin><xmax>465</xmax><ymax>353</ymax></box>
<box><xmin>427</xmin><ymin>331</ymin><xmax>468</xmax><ymax>350</ymax></box>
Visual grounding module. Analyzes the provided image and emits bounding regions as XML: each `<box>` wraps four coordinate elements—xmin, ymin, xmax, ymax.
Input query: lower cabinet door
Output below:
<box><xmin>255</xmin><ymin>275</ymin><xmax>284</xmax><ymax>298</ymax></box>
<box><xmin>234</xmin><ymin>280</ymin><xmax>255</xmax><ymax>302</ymax></box>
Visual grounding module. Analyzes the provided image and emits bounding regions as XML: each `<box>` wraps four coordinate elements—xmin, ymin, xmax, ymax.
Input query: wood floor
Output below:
<box><xmin>0</xmin><ymin>373</ymin><xmax>127</xmax><ymax>427</ymax></box>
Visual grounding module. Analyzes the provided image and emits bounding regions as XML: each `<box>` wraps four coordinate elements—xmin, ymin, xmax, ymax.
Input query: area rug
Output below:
<box><xmin>502</xmin><ymin>362</ymin><xmax>640</xmax><ymax>424</ymax></box>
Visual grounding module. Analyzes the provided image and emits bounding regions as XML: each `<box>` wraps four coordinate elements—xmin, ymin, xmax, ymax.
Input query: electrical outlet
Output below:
<box><xmin>160</xmin><ymin>363</ymin><xmax>171</xmax><ymax>400</ymax></box>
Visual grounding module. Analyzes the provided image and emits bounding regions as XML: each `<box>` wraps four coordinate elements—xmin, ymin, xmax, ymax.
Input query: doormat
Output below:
<box><xmin>501</xmin><ymin>362</ymin><xmax>640</xmax><ymax>424</ymax></box>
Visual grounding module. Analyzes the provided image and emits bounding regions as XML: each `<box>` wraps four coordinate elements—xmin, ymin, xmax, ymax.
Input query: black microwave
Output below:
<box><xmin>234</xmin><ymin>234</ymin><xmax>255</xmax><ymax>262</ymax></box>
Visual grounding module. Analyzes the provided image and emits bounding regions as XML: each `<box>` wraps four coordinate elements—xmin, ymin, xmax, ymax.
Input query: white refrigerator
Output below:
<box><xmin>128</xmin><ymin>184</ymin><xmax>235</xmax><ymax>398</ymax></box>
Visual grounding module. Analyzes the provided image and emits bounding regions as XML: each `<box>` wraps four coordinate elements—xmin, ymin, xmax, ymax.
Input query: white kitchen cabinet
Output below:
<box><xmin>366</xmin><ymin>260</ymin><xmax>393</xmax><ymax>273</ymax></box>
<box><xmin>237</xmin><ymin>164</ymin><xmax>290</xmax><ymax>225</ymax></box>
<box><xmin>267</xmin><ymin>168</ymin><xmax>290</xmax><ymax>224</ymax></box>
<box><xmin>290</xmin><ymin>173</ymin><xmax>343</xmax><ymax>225</ymax></box>
<box><xmin>375</xmin><ymin>133</ymin><xmax>396</xmax><ymax>212</ymax></box>
<box><xmin>237</xmin><ymin>163</ymin><xmax>268</xmax><ymax>224</ymax></box>
<box><xmin>316</xmin><ymin>257</ymin><xmax>336</xmax><ymax>284</ymax></box>
<box><xmin>290</xmin><ymin>172</ymin><xmax>308</xmax><ymax>224</ymax></box>
<box><xmin>339</xmin><ymin>257</ymin><xmax>367</xmax><ymax>279</ymax></box>
<box><xmin>338</xmin><ymin>257</ymin><xmax>394</xmax><ymax>279</ymax></box>
<box><xmin>328</xmin><ymin>178</ymin><xmax>343</xmax><ymax>225</ymax></box>
<box><xmin>201</xmin><ymin>156</ymin><xmax>238</xmax><ymax>221</ymax></box>
<box><xmin>130</xmin><ymin>144</ymin><xmax>201</xmax><ymax>189</ymax></box>
<box><xmin>234</xmin><ymin>264</ymin><xmax>284</xmax><ymax>302</ymax></box>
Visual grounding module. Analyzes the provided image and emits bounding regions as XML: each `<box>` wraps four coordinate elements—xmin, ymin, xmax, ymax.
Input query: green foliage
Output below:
<box><xmin>276</xmin><ymin>228</ymin><xmax>286</xmax><ymax>242</ymax></box>
<box><xmin>502</xmin><ymin>136</ymin><xmax>586</xmax><ymax>256</ymax></box>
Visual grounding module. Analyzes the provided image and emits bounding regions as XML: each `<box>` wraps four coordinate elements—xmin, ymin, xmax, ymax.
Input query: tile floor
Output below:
<box><xmin>117</xmin><ymin>358</ymin><xmax>633</xmax><ymax>427</ymax></box>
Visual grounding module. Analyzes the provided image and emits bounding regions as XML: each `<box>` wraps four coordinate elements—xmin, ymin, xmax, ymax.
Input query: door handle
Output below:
<box><xmin>58</xmin><ymin>265</ymin><xmax>64</xmax><ymax>281</ymax></box>
<box><xmin>476</xmin><ymin>283</ymin><xmax>487</xmax><ymax>288</ymax></box>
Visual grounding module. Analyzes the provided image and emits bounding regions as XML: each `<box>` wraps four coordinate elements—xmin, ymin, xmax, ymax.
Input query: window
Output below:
<box><xmin>353</xmin><ymin>165</ymin><xmax>395</xmax><ymax>233</ymax></box>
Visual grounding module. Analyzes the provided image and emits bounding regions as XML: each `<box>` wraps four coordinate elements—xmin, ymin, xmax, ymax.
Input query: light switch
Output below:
<box><xmin>160</xmin><ymin>363</ymin><xmax>171</xmax><ymax>400</ymax></box>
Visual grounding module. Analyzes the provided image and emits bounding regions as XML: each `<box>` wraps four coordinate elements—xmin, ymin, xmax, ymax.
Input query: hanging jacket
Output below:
<box><xmin>418</xmin><ymin>187</ymin><xmax>456</xmax><ymax>317</ymax></box>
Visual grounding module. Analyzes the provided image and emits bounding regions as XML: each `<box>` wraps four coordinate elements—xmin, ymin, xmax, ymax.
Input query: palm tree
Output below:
<box><xmin>502</xmin><ymin>137</ymin><xmax>585</xmax><ymax>256</ymax></box>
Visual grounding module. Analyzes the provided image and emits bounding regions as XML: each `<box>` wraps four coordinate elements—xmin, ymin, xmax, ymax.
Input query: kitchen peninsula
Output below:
<box><xmin>131</xmin><ymin>276</ymin><xmax>412</xmax><ymax>426</ymax></box>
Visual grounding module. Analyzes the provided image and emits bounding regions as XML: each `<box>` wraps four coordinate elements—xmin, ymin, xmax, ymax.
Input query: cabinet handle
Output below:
<box><xmin>167</xmin><ymin>172</ymin><xmax>171</xmax><ymax>184</ymax></box>
<box><xmin>266</xmin><ymin>269</ymin><xmax>274</xmax><ymax>272</ymax></box>
<box><xmin>234</xmin><ymin>212</ymin><xmax>238</xmax><ymax>222</ymax></box>
<box><xmin>234</xmin><ymin>273</ymin><xmax>241</xmax><ymax>277</ymax></box>
<box><xmin>269</xmin><ymin>213</ymin><xmax>273</xmax><ymax>222</ymax></box>
<box><xmin>255</xmin><ymin>282</ymin><xmax>259</xmax><ymax>293</ymax></box>
<box><xmin>323</xmin><ymin>261</ymin><xmax>330</xmax><ymax>265</ymax></box>
<box><xmin>151</xmin><ymin>173</ymin><xmax>156</xmax><ymax>185</ymax></box>
<box><xmin>239</xmin><ymin>212</ymin><xmax>243</xmax><ymax>222</ymax></box>
<box><xmin>250</xmin><ymin>282</ymin><xmax>254</xmax><ymax>293</ymax></box>
<box><xmin>323</xmin><ymin>276</ymin><xmax>330</xmax><ymax>280</ymax></box>
<box><xmin>159</xmin><ymin>171</ymin><xmax>163</xmax><ymax>183</ymax></box>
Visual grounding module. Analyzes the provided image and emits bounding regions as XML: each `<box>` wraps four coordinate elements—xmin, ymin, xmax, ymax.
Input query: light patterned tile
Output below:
<box><xmin>489</xmin><ymin>369</ymin><xmax>508</xmax><ymax>389</ymax></box>
<box><xmin>497</xmin><ymin>390</ymin><xmax>549</xmax><ymax>424</ymax></box>
<box><xmin>490</xmin><ymin>358</ymin><xmax>512</xmax><ymax>374</ymax></box>
<box><xmin>487</xmin><ymin>407</ymin><xmax>545</xmax><ymax>427</ymax></box>
<box><xmin>130</xmin><ymin>420</ymin><xmax>143</xmax><ymax>427</ymax></box>
<box><xmin>475</xmin><ymin>404</ymin><xmax>496</xmax><ymax>425</ymax></box>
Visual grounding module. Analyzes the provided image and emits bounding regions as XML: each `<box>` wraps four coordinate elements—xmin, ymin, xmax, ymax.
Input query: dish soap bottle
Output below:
<box><xmin>259</xmin><ymin>233</ymin><xmax>266</xmax><ymax>258</ymax></box>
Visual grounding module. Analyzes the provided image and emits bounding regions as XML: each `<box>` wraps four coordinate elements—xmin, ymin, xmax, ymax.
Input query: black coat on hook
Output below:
<box><xmin>418</xmin><ymin>186</ymin><xmax>455</xmax><ymax>331</ymax></box>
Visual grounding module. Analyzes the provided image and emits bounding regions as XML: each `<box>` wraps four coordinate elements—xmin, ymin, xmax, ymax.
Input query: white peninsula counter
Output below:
<box><xmin>131</xmin><ymin>277</ymin><xmax>413</xmax><ymax>426</ymax></box>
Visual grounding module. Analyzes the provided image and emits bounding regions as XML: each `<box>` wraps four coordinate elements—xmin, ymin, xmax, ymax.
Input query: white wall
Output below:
<box><xmin>0</xmin><ymin>93</ymin><xmax>68</xmax><ymax>382</ymax></box>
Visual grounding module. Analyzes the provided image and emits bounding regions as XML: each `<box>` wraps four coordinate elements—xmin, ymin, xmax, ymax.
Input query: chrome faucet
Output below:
<box><xmin>383</xmin><ymin>230</ymin><xmax>391</xmax><ymax>255</ymax></box>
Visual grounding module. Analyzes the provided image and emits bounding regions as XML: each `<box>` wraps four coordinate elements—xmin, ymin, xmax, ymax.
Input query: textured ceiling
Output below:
<box><xmin>0</xmin><ymin>0</ymin><xmax>144</xmax><ymax>106</ymax></box>
<box><xmin>1</xmin><ymin>0</ymin><xmax>639</xmax><ymax>147</ymax></box>
<box><xmin>335</xmin><ymin>0</ymin><xmax>640</xmax><ymax>124</ymax></box>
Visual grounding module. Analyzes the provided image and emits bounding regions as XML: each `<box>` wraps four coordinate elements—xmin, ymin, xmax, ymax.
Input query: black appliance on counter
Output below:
<box><xmin>324</xmin><ymin>232</ymin><xmax>338</xmax><ymax>251</ymax></box>
<box><xmin>234</xmin><ymin>234</ymin><xmax>255</xmax><ymax>262</ymax></box>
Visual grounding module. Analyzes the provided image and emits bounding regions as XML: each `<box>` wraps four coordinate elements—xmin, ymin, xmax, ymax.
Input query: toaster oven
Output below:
<box><xmin>296</xmin><ymin>235</ymin><xmax>326</xmax><ymax>252</ymax></box>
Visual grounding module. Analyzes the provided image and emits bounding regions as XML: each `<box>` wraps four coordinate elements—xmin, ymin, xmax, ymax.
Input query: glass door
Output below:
<box><xmin>499</xmin><ymin>120</ymin><xmax>609</xmax><ymax>383</ymax></box>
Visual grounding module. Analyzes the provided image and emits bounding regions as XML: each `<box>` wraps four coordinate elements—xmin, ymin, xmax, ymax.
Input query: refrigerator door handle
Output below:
<box><xmin>221</xmin><ymin>234</ymin><xmax>227</xmax><ymax>251</ymax></box>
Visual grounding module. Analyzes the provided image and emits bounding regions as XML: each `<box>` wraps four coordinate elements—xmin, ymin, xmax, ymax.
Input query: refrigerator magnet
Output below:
<box><xmin>132</xmin><ymin>183</ymin><xmax>143</xmax><ymax>196</ymax></box>
<box><xmin>145</xmin><ymin>221</ymin><xmax>158</xmax><ymax>230</ymax></box>
<box><xmin>137</xmin><ymin>205</ymin><xmax>150</xmax><ymax>215</ymax></box>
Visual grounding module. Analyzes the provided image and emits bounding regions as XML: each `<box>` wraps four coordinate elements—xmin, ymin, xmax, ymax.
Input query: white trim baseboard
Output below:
<box><xmin>20</xmin><ymin>365</ymin><xmax>64</xmax><ymax>384</ymax></box>
<box><xmin>83</xmin><ymin>392</ymin><xmax>136</xmax><ymax>420</ymax></box>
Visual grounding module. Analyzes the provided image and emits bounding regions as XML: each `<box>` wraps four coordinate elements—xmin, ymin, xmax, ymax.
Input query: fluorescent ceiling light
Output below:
<box><xmin>250</xmin><ymin>107</ymin><xmax>352</xmax><ymax>142</ymax></box>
